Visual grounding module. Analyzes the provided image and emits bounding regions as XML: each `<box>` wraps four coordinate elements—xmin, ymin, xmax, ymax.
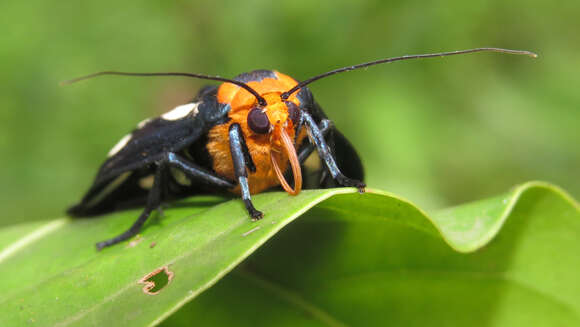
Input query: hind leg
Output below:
<box><xmin>95</xmin><ymin>164</ymin><xmax>167</xmax><ymax>250</ymax></box>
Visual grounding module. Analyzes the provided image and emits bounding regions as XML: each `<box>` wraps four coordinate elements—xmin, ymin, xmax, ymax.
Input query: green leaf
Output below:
<box><xmin>0</xmin><ymin>182</ymin><xmax>577</xmax><ymax>326</ymax></box>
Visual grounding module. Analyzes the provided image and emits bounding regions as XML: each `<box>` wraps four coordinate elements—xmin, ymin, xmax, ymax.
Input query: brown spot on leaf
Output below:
<box><xmin>139</xmin><ymin>266</ymin><xmax>174</xmax><ymax>295</ymax></box>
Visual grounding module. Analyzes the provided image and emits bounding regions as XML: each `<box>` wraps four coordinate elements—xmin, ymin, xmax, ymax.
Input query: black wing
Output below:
<box><xmin>330</xmin><ymin>129</ymin><xmax>364</xmax><ymax>182</ymax></box>
<box><xmin>69</xmin><ymin>87</ymin><xmax>230</xmax><ymax>216</ymax></box>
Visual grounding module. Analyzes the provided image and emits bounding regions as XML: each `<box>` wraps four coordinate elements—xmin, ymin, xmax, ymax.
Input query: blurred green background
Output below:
<box><xmin>1</xmin><ymin>0</ymin><xmax>578</xmax><ymax>227</ymax></box>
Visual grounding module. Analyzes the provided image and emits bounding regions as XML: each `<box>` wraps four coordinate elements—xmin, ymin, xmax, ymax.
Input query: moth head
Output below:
<box><xmin>245</xmin><ymin>93</ymin><xmax>303</xmax><ymax>195</ymax></box>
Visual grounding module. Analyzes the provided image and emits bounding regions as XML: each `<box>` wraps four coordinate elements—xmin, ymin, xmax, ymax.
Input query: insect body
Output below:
<box><xmin>66</xmin><ymin>48</ymin><xmax>536</xmax><ymax>250</ymax></box>
<box><xmin>68</xmin><ymin>70</ymin><xmax>364</xmax><ymax>250</ymax></box>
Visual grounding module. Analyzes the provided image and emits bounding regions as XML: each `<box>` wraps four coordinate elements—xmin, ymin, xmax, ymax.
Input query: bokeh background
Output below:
<box><xmin>1</xmin><ymin>0</ymin><xmax>578</xmax><ymax>227</ymax></box>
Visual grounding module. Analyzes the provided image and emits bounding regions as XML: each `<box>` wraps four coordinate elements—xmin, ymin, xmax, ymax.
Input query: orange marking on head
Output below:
<box><xmin>217</xmin><ymin>82</ymin><xmax>239</xmax><ymax>105</ymax></box>
<box><xmin>217</xmin><ymin>71</ymin><xmax>301</xmax><ymax>110</ymax></box>
<box><xmin>209</xmin><ymin>71</ymin><xmax>307</xmax><ymax>195</ymax></box>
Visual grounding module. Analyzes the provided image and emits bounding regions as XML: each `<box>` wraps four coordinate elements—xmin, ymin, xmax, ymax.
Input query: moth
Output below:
<box><xmin>66</xmin><ymin>48</ymin><xmax>536</xmax><ymax>250</ymax></box>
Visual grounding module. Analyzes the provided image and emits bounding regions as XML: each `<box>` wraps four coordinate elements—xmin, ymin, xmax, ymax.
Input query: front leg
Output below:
<box><xmin>229</xmin><ymin>123</ymin><xmax>263</xmax><ymax>220</ymax></box>
<box><xmin>298</xmin><ymin>118</ymin><xmax>333</xmax><ymax>162</ymax></box>
<box><xmin>302</xmin><ymin>112</ymin><xmax>366</xmax><ymax>192</ymax></box>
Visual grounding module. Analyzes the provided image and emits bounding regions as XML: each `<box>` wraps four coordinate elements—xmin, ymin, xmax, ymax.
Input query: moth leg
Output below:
<box><xmin>302</xmin><ymin>112</ymin><xmax>366</xmax><ymax>192</ymax></box>
<box><xmin>297</xmin><ymin>118</ymin><xmax>333</xmax><ymax>163</ymax></box>
<box><xmin>165</xmin><ymin>152</ymin><xmax>235</xmax><ymax>188</ymax></box>
<box><xmin>229</xmin><ymin>123</ymin><xmax>263</xmax><ymax>220</ymax></box>
<box><xmin>96</xmin><ymin>164</ymin><xmax>167</xmax><ymax>250</ymax></box>
<box><xmin>318</xmin><ymin>120</ymin><xmax>336</xmax><ymax>185</ymax></box>
<box><xmin>297</xmin><ymin>119</ymin><xmax>332</xmax><ymax>185</ymax></box>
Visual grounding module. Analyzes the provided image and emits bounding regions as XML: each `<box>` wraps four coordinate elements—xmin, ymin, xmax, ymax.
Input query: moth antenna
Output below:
<box><xmin>281</xmin><ymin>47</ymin><xmax>538</xmax><ymax>100</ymax></box>
<box><xmin>61</xmin><ymin>71</ymin><xmax>268</xmax><ymax>106</ymax></box>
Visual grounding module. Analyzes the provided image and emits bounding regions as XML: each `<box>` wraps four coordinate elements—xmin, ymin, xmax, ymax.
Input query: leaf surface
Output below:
<box><xmin>0</xmin><ymin>182</ymin><xmax>577</xmax><ymax>327</ymax></box>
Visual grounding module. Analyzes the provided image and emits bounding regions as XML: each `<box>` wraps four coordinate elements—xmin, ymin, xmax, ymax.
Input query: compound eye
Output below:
<box><xmin>247</xmin><ymin>107</ymin><xmax>271</xmax><ymax>134</ymax></box>
<box><xmin>285</xmin><ymin>101</ymin><xmax>300</xmax><ymax>125</ymax></box>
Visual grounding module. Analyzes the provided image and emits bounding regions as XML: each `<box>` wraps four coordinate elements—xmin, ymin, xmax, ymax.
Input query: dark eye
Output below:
<box><xmin>247</xmin><ymin>107</ymin><xmax>271</xmax><ymax>134</ymax></box>
<box><xmin>285</xmin><ymin>101</ymin><xmax>300</xmax><ymax>124</ymax></box>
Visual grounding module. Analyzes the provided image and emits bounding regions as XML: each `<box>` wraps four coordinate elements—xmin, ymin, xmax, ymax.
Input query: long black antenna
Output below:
<box><xmin>281</xmin><ymin>47</ymin><xmax>538</xmax><ymax>100</ymax></box>
<box><xmin>61</xmin><ymin>71</ymin><xmax>267</xmax><ymax>106</ymax></box>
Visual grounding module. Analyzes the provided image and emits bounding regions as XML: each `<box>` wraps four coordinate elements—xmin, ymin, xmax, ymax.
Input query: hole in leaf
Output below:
<box><xmin>139</xmin><ymin>266</ymin><xmax>174</xmax><ymax>295</ymax></box>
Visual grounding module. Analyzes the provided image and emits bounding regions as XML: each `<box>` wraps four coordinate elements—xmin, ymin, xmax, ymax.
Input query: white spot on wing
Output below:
<box><xmin>139</xmin><ymin>175</ymin><xmax>155</xmax><ymax>190</ymax></box>
<box><xmin>161</xmin><ymin>102</ymin><xmax>199</xmax><ymax>121</ymax></box>
<box><xmin>170</xmin><ymin>167</ymin><xmax>191</xmax><ymax>186</ymax></box>
<box><xmin>137</xmin><ymin>118</ymin><xmax>152</xmax><ymax>128</ymax></box>
<box><xmin>107</xmin><ymin>134</ymin><xmax>132</xmax><ymax>157</ymax></box>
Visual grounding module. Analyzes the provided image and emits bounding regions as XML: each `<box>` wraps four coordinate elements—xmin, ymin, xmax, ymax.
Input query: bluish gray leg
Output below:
<box><xmin>96</xmin><ymin>164</ymin><xmax>166</xmax><ymax>250</ymax></box>
<box><xmin>229</xmin><ymin>123</ymin><xmax>263</xmax><ymax>220</ymax></box>
<box><xmin>298</xmin><ymin>118</ymin><xmax>333</xmax><ymax>162</ymax></box>
<box><xmin>302</xmin><ymin>112</ymin><xmax>365</xmax><ymax>192</ymax></box>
